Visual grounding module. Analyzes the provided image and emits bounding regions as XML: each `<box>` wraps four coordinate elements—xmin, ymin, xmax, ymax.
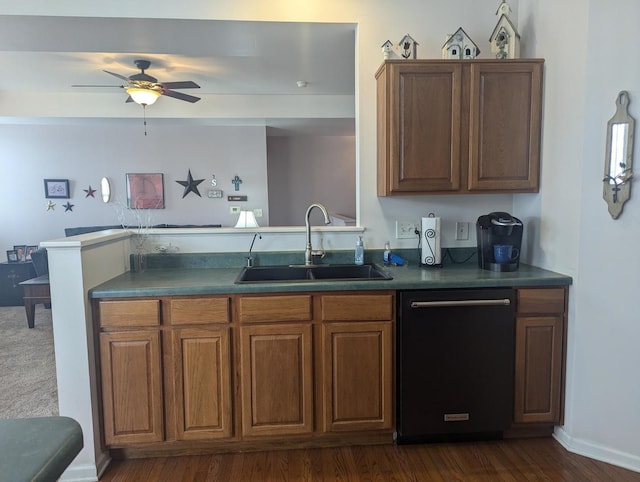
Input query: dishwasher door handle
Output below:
<box><xmin>410</xmin><ymin>299</ymin><xmax>511</xmax><ymax>308</ymax></box>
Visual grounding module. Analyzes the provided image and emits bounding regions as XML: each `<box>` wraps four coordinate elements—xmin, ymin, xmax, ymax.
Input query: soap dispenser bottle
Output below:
<box><xmin>355</xmin><ymin>236</ymin><xmax>364</xmax><ymax>265</ymax></box>
<box><xmin>383</xmin><ymin>241</ymin><xmax>392</xmax><ymax>266</ymax></box>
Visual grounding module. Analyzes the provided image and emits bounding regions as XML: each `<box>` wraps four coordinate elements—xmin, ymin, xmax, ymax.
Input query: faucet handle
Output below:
<box><xmin>311</xmin><ymin>249</ymin><xmax>326</xmax><ymax>259</ymax></box>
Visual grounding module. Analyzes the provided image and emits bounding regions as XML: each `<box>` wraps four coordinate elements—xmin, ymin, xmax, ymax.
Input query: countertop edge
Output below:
<box><xmin>88</xmin><ymin>264</ymin><xmax>572</xmax><ymax>299</ymax></box>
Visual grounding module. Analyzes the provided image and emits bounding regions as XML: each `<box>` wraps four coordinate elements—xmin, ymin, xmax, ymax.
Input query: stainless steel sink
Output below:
<box><xmin>235</xmin><ymin>264</ymin><xmax>393</xmax><ymax>284</ymax></box>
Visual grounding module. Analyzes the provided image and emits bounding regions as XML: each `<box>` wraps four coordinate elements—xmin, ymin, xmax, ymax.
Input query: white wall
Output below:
<box><xmin>267</xmin><ymin>135</ymin><xmax>356</xmax><ymax>226</ymax></box>
<box><xmin>0</xmin><ymin>124</ymin><xmax>269</xmax><ymax>251</ymax></box>
<box><xmin>520</xmin><ymin>0</ymin><xmax>640</xmax><ymax>471</ymax></box>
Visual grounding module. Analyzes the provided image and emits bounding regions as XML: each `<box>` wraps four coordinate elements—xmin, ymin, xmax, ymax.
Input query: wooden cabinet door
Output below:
<box><xmin>240</xmin><ymin>323</ymin><xmax>313</xmax><ymax>437</ymax></box>
<box><xmin>377</xmin><ymin>62</ymin><xmax>462</xmax><ymax>194</ymax></box>
<box><xmin>468</xmin><ymin>61</ymin><xmax>543</xmax><ymax>191</ymax></box>
<box><xmin>322</xmin><ymin>321</ymin><xmax>393</xmax><ymax>432</ymax></box>
<box><xmin>100</xmin><ymin>330</ymin><xmax>163</xmax><ymax>445</ymax></box>
<box><xmin>172</xmin><ymin>327</ymin><xmax>232</xmax><ymax>440</ymax></box>
<box><xmin>514</xmin><ymin>315</ymin><xmax>563</xmax><ymax>423</ymax></box>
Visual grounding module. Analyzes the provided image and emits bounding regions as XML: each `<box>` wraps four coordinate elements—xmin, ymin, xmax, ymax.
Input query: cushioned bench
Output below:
<box><xmin>0</xmin><ymin>416</ymin><xmax>83</xmax><ymax>482</ymax></box>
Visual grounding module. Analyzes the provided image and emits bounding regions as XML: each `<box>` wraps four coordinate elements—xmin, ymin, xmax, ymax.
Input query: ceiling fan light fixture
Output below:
<box><xmin>126</xmin><ymin>87</ymin><xmax>161</xmax><ymax>106</ymax></box>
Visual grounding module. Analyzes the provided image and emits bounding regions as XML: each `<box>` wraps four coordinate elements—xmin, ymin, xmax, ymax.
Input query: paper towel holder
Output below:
<box><xmin>421</xmin><ymin>213</ymin><xmax>442</xmax><ymax>268</ymax></box>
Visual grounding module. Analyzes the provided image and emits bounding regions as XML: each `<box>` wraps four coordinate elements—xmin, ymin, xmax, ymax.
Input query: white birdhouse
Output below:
<box><xmin>442</xmin><ymin>27</ymin><xmax>480</xmax><ymax>59</ymax></box>
<box><xmin>398</xmin><ymin>34</ymin><xmax>418</xmax><ymax>59</ymax></box>
<box><xmin>489</xmin><ymin>2</ymin><xmax>520</xmax><ymax>59</ymax></box>
<box><xmin>381</xmin><ymin>40</ymin><xmax>394</xmax><ymax>60</ymax></box>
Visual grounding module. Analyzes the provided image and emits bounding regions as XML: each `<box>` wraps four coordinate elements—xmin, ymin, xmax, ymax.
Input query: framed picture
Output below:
<box><xmin>6</xmin><ymin>250</ymin><xmax>18</xmax><ymax>263</ymax></box>
<box><xmin>44</xmin><ymin>179</ymin><xmax>70</xmax><ymax>199</ymax></box>
<box><xmin>25</xmin><ymin>245</ymin><xmax>38</xmax><ymax>261</ymax></box>
<box><xmin>13</xmin><ymin>245</ymin><xmax>26</xmax><ymax>262</ymax></box>
<box><xmin>126</xmin><ymin>173</ymin><xmax>165</xmax><ymax>209</ymax></box>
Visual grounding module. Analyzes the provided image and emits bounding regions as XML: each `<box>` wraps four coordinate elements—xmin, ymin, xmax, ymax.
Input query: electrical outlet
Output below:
<box><xmin>253</xmin><ymin>208</ymin><xmax>263</xmax><ymax>218</ymax></box>
<box><xmin>396</xmin><ymin>221</ymin><xmax>419</xmax><ymax>239</ymax></box>
<box><xmin>455</xmin><ymin>221</ymin><xmax>469</xmax><ymax>240</ymax></box>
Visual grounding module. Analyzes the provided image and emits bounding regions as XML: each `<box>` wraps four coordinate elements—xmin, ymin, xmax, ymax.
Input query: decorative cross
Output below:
<box><xmin>231</xmin><ymin>175</ymin><xmax>243</xmax><ymax>191</ymax></box>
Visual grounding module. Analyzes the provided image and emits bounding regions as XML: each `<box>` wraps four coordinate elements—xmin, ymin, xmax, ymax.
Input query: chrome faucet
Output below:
<box><xmin>304</xmin><ymin>203</ymin><xmax>331</xmax><ymax>265</ymax></box>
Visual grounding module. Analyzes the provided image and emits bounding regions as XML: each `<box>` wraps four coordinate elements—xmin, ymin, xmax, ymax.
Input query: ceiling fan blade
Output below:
<box><xmin>162</xmin><ymin>89</ymin><xmax>201</xmax><ymax>103</ymax></box>
<box><xmin>103</xmin><ymin>70</ymin><xmax>131</xmax><ymax>82</ymax></box>
<box><xmin>125</xmin><ymin>96</ymin><xmax>134</xmax><ymax>103</ymax></box>
<box><xmin>161</xmin><ymin>81</ymin><xmax>200</xmax><ymax>90</ymax></box>
<box><xmin>72</xmin><ymin>84</ymin><xmax>125</xmax><ymax>88</ymax></box>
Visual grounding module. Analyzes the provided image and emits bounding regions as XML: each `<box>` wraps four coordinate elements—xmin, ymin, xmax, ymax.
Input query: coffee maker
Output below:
<box><xmin>476</xmin><ymin>212</ymin><xmax>523</xmax><ymax>272</ymax></box>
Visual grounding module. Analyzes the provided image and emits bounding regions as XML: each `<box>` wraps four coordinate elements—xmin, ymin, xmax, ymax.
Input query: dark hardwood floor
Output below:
<box><xmin>99</xmin><ymin>438</ymin><xmax>640</xmax><ymax>481</ymax></box>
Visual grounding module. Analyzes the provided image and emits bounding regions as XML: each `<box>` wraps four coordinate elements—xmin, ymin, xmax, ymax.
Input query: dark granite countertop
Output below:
<box><xmin>89</xmin><ymin>261</ymin><xmax>572</xmax><ymax>299</ymax></box>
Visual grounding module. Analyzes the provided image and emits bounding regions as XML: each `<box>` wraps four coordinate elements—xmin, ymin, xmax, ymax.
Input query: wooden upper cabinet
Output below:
<box><xmin>376</xmin><ymin>59</ymin><xmax>544</xmax><ymax>195</ymax></box>
<box><xmin>377</xmin><ymin>61</ymin><xmax>462</xmax><ymax>193</ymax></box>
<box><xmin>468</xmin><ymin>62</ymin><xmax>542</xmax><ymax>192</ymax></box>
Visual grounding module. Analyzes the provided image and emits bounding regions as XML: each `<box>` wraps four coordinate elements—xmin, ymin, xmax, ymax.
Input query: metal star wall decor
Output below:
<box><xmin>63</xmin><ymin>201</ymin><xmax>75</xmax><ymax>212</ymax></box>
<box><xmin>84</xmin><ymin>185</ymin><xmax>96</xmax><ymax>198</ymax></box>
<box><xmin>46</xmin><ymin>200</ymin><xmax>55</xmax><ymax>211</ymax></box>
<box><xmin>176</xmin><ymin>170</ymin><xmax>205</xmax><ymax>198</ymax></box>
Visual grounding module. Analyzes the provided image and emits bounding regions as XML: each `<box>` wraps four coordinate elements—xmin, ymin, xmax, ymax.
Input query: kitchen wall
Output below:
<box><xmin>519</xmin><ymin>0</ymin><xmax>640</xmax><ymax>471</ymax></box>
<box><xmin>2</xmin><ymin>0</ymin><xmax>640</xmax><ymax>475</ymax></box>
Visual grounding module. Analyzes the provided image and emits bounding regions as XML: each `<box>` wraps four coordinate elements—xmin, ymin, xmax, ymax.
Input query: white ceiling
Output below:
<box><xmin>0</xmin><ymin>15</ymin><xmax>356</xmax><ymax>135</ymax></box>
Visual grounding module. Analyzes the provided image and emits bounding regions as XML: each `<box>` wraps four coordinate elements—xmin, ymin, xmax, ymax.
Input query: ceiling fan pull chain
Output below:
<box><xmin>143</xmin><ymin>104</ymin><xmax>148</xmax><ymax>136</ymax></box>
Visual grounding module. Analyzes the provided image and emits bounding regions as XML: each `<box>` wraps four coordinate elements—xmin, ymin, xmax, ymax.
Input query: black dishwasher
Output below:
<box><xmin>396</xmin><ymin>288</ymin><xmax>515</xmax><ymax>444</ymax></box>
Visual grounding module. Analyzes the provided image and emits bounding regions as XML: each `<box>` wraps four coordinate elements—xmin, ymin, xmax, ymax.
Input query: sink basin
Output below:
<box><xmin>235</xmin><ymin>264</ymin><xmax>393</xmax><ymax>284</ymax></box>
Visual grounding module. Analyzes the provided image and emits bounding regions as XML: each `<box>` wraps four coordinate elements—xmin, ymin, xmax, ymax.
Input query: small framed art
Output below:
<box><xmin>126</xmin><ymin>173</ymin><xmax>165</xmax><ymax>209</ymax></box>
<box><xmin>25</xmin><ymin>245</ymin><xmax>38</xmax><ymax>261</ymax></box>
<box><xmin>6</xmin><ymin>250</ymin><xmax>18</xmax><ymax>263</ymax></box>
<box><xmin>44</xmin><ymin>179</ymin><xmax>70</xmax><ymax>199</ymax></box>
<box><xmin>13</xmin><ymin>245</ymin><xmax>26</xmax><ymax>262</ymax></box>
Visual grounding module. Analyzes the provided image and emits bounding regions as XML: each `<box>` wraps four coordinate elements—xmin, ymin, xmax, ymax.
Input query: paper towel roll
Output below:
<box><xmin>421</xmin><ymin>216</ymin><xmax>442</xmax><ymax>266</ymax></box>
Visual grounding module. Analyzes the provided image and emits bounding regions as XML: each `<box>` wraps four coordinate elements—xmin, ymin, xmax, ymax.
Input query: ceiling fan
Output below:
<box><xmin>73</xmin><ymin>59</ymin><xmax>201</xmax><ymax>105</ymax></box>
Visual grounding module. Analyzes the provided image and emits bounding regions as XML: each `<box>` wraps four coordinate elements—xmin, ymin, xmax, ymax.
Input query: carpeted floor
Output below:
<box><xmin>0</xmin><ymin>305</ymin><xmax>58</xmax><ymax>418</ymax></box>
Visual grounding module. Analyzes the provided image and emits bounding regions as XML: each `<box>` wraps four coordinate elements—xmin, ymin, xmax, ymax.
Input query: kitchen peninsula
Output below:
<box><xmin>43</xmin><ymin>230</ymin><xmax>571</xmax><ymax>475</ymax></box>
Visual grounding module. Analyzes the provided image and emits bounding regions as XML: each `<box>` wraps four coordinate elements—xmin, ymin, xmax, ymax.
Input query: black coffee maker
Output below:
<box><xmin>476</xmin><ymin>212</ymin><xmax>523</xmax><ymax>272</ymax></box>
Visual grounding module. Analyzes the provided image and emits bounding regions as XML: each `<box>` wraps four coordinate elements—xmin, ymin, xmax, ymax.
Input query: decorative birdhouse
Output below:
<box><xmin>381</xmin><ymin>40</ymin><xmax>394</xmax><ymax>60</ymax></box>
<box><xmin>441</xmin><ymin>27</ymin><xmax>480</xmax><ymax>60</ymax></box>
<box><xmin>398</xmin><ymin>34</ymin><xmax>418</xmax><ymax>59</ymax></box>
<box><xmin>489</xmin><ymin>1</ymin><xmax>520</xmax><ymax>59</ymax></box>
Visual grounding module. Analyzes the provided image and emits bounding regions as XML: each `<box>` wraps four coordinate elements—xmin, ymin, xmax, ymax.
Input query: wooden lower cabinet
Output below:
<box><xmin>172</xmin><ymin>327</ymin><xmax>232</xmax><ymax>440</ymax></box>
<box><xmin>99</xmin><ymin>330</ymin><xmax>164</xmax><ymax>445</ymax></box>
<box><xmin>513</xmin><ymin>287</ymin><xmax>567</xmax><ymax>425</ymax></box>
<box><xmin>321</xmin><ymin>321</ymin><xmax>393</xmax><ymax>432</ymax></box>
<box><xmin>239</xmin><ymin>323</ymin><xmax>314</xmax><ymax>437</ymax></box>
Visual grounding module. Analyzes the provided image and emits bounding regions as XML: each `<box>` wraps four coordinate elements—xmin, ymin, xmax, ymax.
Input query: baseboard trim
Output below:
<box><xmin>554</xmin><ymin>427</ymin><xmax>640</xmax><ymax>474</ymax></box>
<box><xmin>59</xmin><ymin>463</ymin><xmax>100</xmax><ymax>482</ymax></box>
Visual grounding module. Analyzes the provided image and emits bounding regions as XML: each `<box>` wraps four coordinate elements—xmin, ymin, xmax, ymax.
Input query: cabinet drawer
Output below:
<box><xmin>169</xmin><ymin>297</ymin><xmax>230</xmax><ymax>325</ymax></box>
<box><xmin>238</xmin><ymin>295</ymin><xmax>312</xmax><ymax>323</ymax></box>
<box><xmin>321</xmin><ymin>294</ymin><xmax>394</xmax><ymax>321</ymax></box>
<box><xmin>99</xmin><ymin>299</ymin><xmax>160</xmax><ymax>328</ymax></box>
<box><xmin>517</xmin><ymin>288</ymin><xmax>565</xmax><ymax>315</ymax></box>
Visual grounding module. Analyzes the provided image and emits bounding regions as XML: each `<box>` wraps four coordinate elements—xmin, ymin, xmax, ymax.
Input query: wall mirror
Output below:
<box><xmin>603</xmin><ymin>91</ymin><xmax>635</xmax><ymax>219</ymax></box>
<box><xmin>101</xmin><ymin>177</ymin><xmax>111</xmax><ymax>203</ymax></box>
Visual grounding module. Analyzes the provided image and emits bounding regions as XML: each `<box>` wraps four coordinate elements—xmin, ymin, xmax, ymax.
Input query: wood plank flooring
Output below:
<box><xmin>99</xmin><ymin>438</ymin><xmax>640</xmax><ymax>481</ymax></box>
